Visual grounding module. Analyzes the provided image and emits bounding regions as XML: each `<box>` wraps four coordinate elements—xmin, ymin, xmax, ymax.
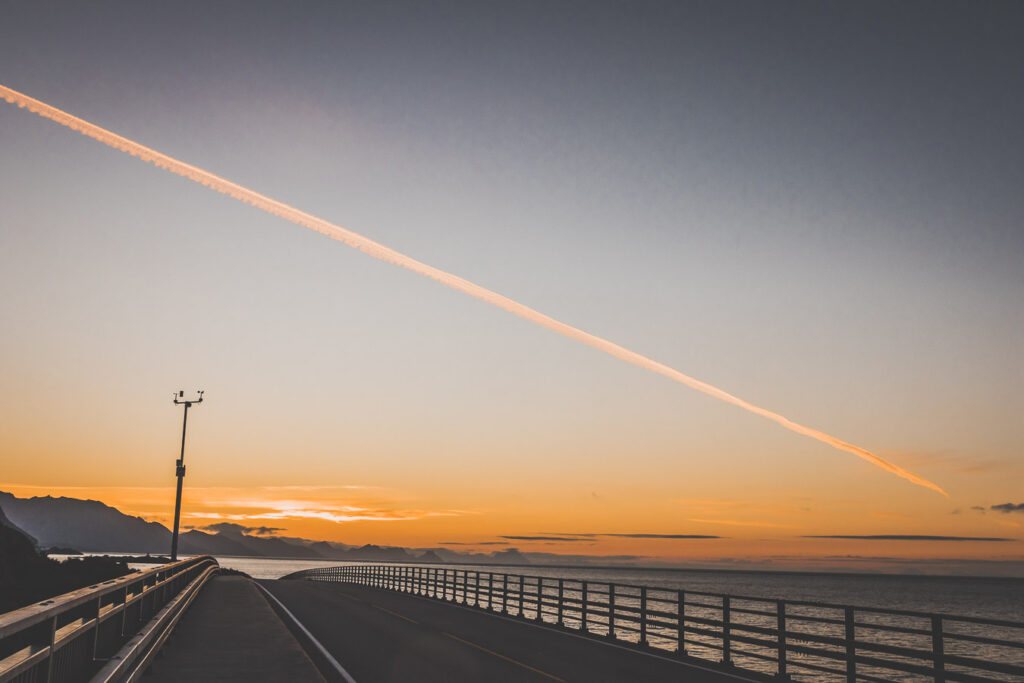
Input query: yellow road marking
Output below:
<box><xmin>442</xmin><ymin>632</ymin><xmax>564</xmax><ymax>682</ymax></box>
<box><xmin>373</xmin><ymin>604</ymin><xmax>419</xmax><ymax>624</ymax></box>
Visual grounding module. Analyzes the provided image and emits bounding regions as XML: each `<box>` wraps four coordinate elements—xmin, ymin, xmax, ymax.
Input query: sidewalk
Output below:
<box><xmin>145</xmin><ymin>575</ymin><xmax>325</xmax><ymax>682</ymax></box>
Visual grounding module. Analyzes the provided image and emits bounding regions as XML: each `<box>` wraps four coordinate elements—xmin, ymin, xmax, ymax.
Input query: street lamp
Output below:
<box><xmin>170</xmin><ymin>389</ymin><xmax>203</xmax><ymax>561</ymax></box>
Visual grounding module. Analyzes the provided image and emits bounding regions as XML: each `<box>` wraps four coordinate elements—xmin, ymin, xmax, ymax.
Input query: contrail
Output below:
<box><xmin>0</xmin><ymin>83</ymin><xmax>947</xmax><ymax>496</ymax></box>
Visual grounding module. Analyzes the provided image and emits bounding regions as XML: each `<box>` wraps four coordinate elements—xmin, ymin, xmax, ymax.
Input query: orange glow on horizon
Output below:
<box><xmin>3</xmin><ymin>482</ymin><xmax>1018</xmax><ymax>574</ymax></box>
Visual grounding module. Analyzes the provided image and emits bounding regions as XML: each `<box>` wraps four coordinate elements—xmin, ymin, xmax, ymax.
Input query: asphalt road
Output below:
<box><xmin>259</xmin><ymin>579</ymin><xmax>761</xmax><ymax>683</ymax></box>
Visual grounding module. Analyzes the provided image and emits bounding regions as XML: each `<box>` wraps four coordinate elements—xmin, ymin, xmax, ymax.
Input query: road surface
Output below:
<box><xmin>260</xmin><ymin>579</ymin><xmax>762</xmax><ymax>683</ymax></box>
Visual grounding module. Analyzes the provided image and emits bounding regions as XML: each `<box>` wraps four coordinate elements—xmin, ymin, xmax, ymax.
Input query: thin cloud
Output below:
<box><xmin>197</xmin><ymin>522</ymin><xmax>283</xmax><ymax>536</ymax></box>
<box><xmin>803</xmin><ymin>535</ymin><xmax>1015</xmax><ymax>542</ymax></box>
<box><xmin>501</xmin><ymin>536</ymin><xmax>594</xmax><ymax>542</ymax></box>
<box><xmin>507</xmin><ymin>533</ymin><xmax>721</xmax><ymax>541</ymax></box>
<box><xmin>992</xmin><ymin>503</ymin><xmax>1024</xmax><ymax>514</ymax></box>
<box><xmin>602</xmin><ymin>533</ymin><xmax>721</xmax><ymax>539</ymax></box>
<box><xmin>0</xmin><ymin>82</ymin><xmax>950</xmax><ymax>497</ymax></box>
<box><xmin>440</xmin><ymin>541</ymin><xmax>509</xmax><ymax>546</ymax></box>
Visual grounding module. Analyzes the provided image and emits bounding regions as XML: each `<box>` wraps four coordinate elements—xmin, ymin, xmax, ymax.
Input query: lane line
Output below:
<box><xmin>372</xmin><ymin>604</ymin><xmax>419</xmax><ymax>624</ymax></box>
<box><xmin>372</xmin><ymin>587</ymin><xmax>760</xmax><ymax>683</ymax></box>
<box><xmin>255</xmin><ymin>582</ymin><xmax>358</xmax><ymax>683</ymax></box>
<box><xmin>442</xmin><ymin>631</ymin><xmax>564</xmax><ymax>682</ymax></box>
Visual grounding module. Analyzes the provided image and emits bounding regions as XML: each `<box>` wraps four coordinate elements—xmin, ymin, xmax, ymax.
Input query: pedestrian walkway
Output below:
<box><xmin>145</xmin><ymin>575</ymin><xmax>324</xmax><ymax>682</ymax></box>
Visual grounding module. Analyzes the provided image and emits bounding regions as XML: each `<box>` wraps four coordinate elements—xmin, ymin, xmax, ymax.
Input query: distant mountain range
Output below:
<box><xmin>0</xmin><ymin>491</ymin><xmax>529</xmax><ymax>564</ymax></box>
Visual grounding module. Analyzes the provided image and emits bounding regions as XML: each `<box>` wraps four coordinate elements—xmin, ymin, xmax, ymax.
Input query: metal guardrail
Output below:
<box><xmin>284</xmin><ymin>564</ymin><xmax>1024</xmax><ymax>682</ymax></box>
<box><xmin>0</xmin><ymin>555</ymin><xmax>218</xmax><ymax>683</ymax></box>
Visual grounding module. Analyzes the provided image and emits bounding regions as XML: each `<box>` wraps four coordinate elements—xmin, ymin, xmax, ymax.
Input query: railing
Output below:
<box><xmin>0</xmin><ymin>555</ymin><xmax>218</xmax><ymax>683</ymax></box>
<box><xmin>283</xmin><ymin>564</ymin><xmax>1024</xmax><ymax>682</ymax></box>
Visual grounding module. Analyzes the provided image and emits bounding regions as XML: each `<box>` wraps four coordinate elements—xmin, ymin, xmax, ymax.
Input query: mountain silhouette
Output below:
<box><xmin>0</xmin><ymin>491</ymin><xmax>170</xmax><ymax>553</ymax></box>
<box><xmin>0</xmin><ymin>491</ymin><xmax>540</xmax><ymax>566</ymax></box>
<box><xmin>0</xmin><ymin>504</ymin><xmax>132</xmax><ymax>612</ymax></box>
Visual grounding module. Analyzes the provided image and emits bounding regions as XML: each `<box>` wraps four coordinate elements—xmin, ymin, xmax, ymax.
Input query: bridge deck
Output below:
<box><xmin>261</xmin><ymin>579</ymin><xmax>762</xmax><ymax>683</ymax></box>
<box><xmin>145</xmin><ymin>575</ymin><xmax>325</xmax><ymax>682</ymax></box>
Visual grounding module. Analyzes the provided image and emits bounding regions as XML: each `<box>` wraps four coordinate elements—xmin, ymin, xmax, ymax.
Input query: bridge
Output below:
<box><xmin>1</xmin><ymin>558</ymin><xmax>1021</xmax><ymax>682</ymax></box>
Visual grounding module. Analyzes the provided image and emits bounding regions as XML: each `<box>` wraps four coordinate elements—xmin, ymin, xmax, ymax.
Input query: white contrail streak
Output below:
<box><xmin>0</xmin><ymin>83</ymin><xmax>947</xmax><ymax>496</ymax></box>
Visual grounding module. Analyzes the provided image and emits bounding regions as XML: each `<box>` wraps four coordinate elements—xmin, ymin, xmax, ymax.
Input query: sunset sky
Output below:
<box><xmin>1</xmin><ymin>1</ymin><xmax>1021</xmax><ymax>574</ymax></box>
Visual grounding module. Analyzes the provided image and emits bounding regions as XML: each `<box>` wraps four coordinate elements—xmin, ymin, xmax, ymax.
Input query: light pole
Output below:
<box><xmin>170</xmin><ymin>389</ymin><xmax>203</xmax><ymax>561</ymax></box>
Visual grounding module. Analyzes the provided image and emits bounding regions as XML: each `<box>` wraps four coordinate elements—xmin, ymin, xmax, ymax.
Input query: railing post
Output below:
<box><xmin>608</xmin><ymin>584</ymin><xmax>616</xmax><ymax>638</ymax></box>
<box><xmin>536</xmin><ymin>578</ymin><xmax>544</xmax><ymax>621</ymax></box>
<box><xmin>518</xmin><ymin>575</ymin><xmax>525</xmax><ymax>617</ymax></box>
<box><xmin>640</xmin><ymin>586</ymin><xmax>648</xmax><ymax>646</ymax></box>
<box><xmin>581</xmin><ymin>581</ymin><xmax>588</xmax><ymax>632</ymax></box>
<box><xmin>677</xmin><ymin>590</ymin><xmax>686</xmax><ymax>656</ymax></box>
<box><xmin>487</xmin><ymin>573</ymin><xmax>493</xmax><ymax>610</ymax></box>
<box><xmin>845</xmin><ymin>606</ymin><xmax>856</xmax><ymax>683</ymax></box>
<box><xmin>932</xmin><ymin>616</ymin><xmax>945</xmax><ymax>683</ymax></box>
<box><xmin>777</xmin><ymin>600</ymin><xmax>787</xmax><ymax>678</ymax></box>
<box><xmin>44</xmin><ymin>615</ymin><xmax>57</xmax><ymax>683</ymax></box>
<box><xmin>120</xmin><ymin>586</ymin><xmax>130</xmax><ymax>637</ymax></box>
<box><xmin>91</xmin><ymin>595</ymin><xmax>102</xmax><ymax>660</ymax></box>
<box><xmin>502</xmin><ymin>574</ymin><xmax>508</xmax><ymax>614</ymax></box>
<box><xmin>558</xmin><ymin>578</ymin><xmax>565</xmax><ymax>626</ymax></box>
<box><xmin>722</xmin><ymin>596</ymin><xmax>731</xmax><ymax>665</ymax></box>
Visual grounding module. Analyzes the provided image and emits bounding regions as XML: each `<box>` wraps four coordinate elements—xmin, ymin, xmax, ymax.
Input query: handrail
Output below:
<box><xmin>283</xmin><ymin>563</ymin><xmax>1024</xmax><ymax>682</ymax></box>
<box><xmin>0</xmin><ymin>555</ymin><xmax>218</xmax><ymax>683</ymax></box>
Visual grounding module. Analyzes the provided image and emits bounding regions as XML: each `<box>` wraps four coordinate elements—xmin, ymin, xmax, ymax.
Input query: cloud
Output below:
<box><xmin>992</xmin><ymin>503</ymin><xmax>1024</xmax><ymax>514</ymax></box>
<box><xmin>197</xmin><ymin>522</ymin><xmax>284</xmax><ymax>536</ymax></box>
<box><xmin>601</xmin><ymin>533</ymin><xmax>721</xmax><ymax>539</ymax></box>
<box><xmin>187</xmin><ymin>497</ymin><xmax>472</xmax><ymax>524</ymax></box>
<box><xmin>439</xmin><ymin>541</ymin><xmax>509</xmax><ymax>546</ymax></box>
<box><xmin>803</xmin><ymin>535</ymin><xmax>1015</xmax><ymax>542</ymax></box>
<box><xmin>501</xmin><ymin>536</ymin><xmax>594</xmax><ymax>542</ymax></box>
<box><xmin>504</xmin><ymin>533</ymin><xmax>721</xmax><ymax>542</ymax></box>
<box><xmin>2</xmin><ymin>82</ymin><xmax>950</xmax><ymax>497</ymax></box>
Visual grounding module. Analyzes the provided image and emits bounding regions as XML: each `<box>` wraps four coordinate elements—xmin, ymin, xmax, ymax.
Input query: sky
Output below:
<box><xmin>1</xmin><ymin>1</ymin><xmax>1022</xmax><ymax>574</ymax></box>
